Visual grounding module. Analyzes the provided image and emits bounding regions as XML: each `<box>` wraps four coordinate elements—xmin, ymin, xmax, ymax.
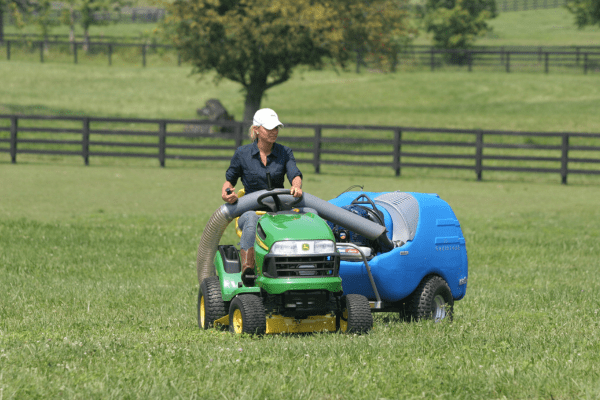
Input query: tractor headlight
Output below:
<box><xmin>270</xmin><ymin>240</ymin><xmax>335</xmax><ymax>256</ymax></box>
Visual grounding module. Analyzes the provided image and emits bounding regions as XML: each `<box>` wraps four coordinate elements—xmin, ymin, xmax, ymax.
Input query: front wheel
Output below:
<box><xmin>228</xmin><ymin>295</ymin><xmax>266</xmax><ymax>335</ymax></box>
<box><xmin>403</xmin><ymin>275</ymin><xmax>454</xmax><ymax>322</ymax></box>
<box><xmin>198</xmin><ymin>276</ymin><xmax>228</xmax><ymax>329</ymax></box>
<box><xmin>338</xmin><ymin>294</ymin><xmax>373</xmax><ymax>334</ymax></box>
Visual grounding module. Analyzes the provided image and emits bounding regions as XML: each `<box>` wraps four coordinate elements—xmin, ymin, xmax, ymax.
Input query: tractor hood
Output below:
<box><xmin>258</xmin><ymin>213</ymin><xmax>335</xmax><ymax>245</ymax></box>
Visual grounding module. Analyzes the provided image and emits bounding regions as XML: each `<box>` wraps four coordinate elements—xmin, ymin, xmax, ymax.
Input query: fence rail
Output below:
<box><xmin>2</xmin><ymin>115</ymin><xmax>599</xmax><ymax>184</ymax></box>
<box><xmin>3</xmin><ymin>7</ymin><xmax>167</xmax><ymax>25</ymax></box>
<box><xmin>497</xmin><ymin>0</ymin><xmax>567</xmax><ymax>11</ymax></box>
<box><xmin>3</xmin><ymin>39</ymin><xmax>600</xmax><ymax>73</ymax></box>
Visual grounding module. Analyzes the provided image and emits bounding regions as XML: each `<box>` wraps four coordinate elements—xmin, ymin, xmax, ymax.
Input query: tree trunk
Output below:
<box><xmin>84</xmin><ymin>27</ymin><xmax>90</xmax><ymax>52</ymax></box>
<box><xmin>69</xmin><ymin>6</ymin><xmax>75</xmax><ymax>52</ymax></box>
<box><xmin>0</xmin><ymin>7</ymin><xmax>4</xmax><ymax>44</ymax></box>
<box><xmin>243</xmin><ymin>83</ymin><xmax>266</xmax><ymax>130</ymax></box>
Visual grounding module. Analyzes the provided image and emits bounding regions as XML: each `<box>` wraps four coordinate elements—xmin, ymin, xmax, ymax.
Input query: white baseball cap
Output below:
<box><xmin>253</xmin><ymin>108</ymin><xmax>284</xmax><ymax>130</ymax></box>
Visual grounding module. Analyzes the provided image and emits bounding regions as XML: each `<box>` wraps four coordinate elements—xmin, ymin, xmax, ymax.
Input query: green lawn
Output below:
<box><xmin>1</xmin><ymin>163</ymin><xmax>599</xmax><ymax>399</ymax></box>
<box><xmin>1</xmin><ymin>62</ymin><xmax>600</xmax><ymax>133</ymax></box>
<box><xmin>412</xmin><ymin>8</ymin><xmax>600</xmax><ymax>47</ymax></box>
<box><xmin>5</xmin><ymin>7</ymin><xmax>600</xmax><ymax>47</ymax></box>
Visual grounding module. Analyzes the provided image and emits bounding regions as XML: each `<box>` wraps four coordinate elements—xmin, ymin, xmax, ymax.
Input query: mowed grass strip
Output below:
<box><xmin>1</xmin><ymin>164</ymin><xmax>599</xmax><ymax>399</ymax></box>
<box><xmin>1</xmin><ymin>61</ymin><xmax>600</xmax><ymax>131</ymax></box>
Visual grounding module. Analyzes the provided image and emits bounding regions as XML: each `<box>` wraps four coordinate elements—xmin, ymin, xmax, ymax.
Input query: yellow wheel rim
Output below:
<box><xmin>200</xmin><ymin>296</ymin><xmax>206</xmax><ymax>328</ymax></box>
<box><xmin>233</xmin><ymin>309</ymin><xmax>243</xmax><ymax>334</ymax></box>
<box><xmin>340</xmin><ymin>309</ymin><xmax>348</xmax><ymax>332</ymax></box>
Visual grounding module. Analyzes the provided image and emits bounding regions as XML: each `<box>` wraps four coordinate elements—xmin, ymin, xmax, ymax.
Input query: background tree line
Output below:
<box><xmin>0</xmin><ymin>0</ymin><xmax>129</xmax><ymax>48</ymax></box>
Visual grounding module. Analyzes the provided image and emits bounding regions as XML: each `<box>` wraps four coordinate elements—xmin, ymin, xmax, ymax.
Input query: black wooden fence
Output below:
<box><xmin>3</xmin><ymin>7</ymin><xmax>167</xmax><ymax>25</ymax></box>
<box><xmin>2</xmin><ymin>115</ymin><xmax>600</xmax><ymax>184</ymax></box>
<box><xmin>4</xmin><ymin>39</ymin><xmax>600</xmax><ymax>74</ymax></box>
<box><xmin>497</xmin><ymin>0</ymin><xmax>566</xmax><ymax>11</ymax></box>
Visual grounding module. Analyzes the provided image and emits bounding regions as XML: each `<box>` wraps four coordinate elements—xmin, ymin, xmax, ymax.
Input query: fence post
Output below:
<box><xmin>313</xmin><ymin>126</ymin><xmax>322</xmax><ymax>173</ymax></box>
<box><xmin>430</xmin><ymin>48</ymin><xmax>435</xmax><ymax>71</ymax></box>
<box><xmin>475</xmin><ymin>131</ymin><xmax>483</xmax><ymax>181</ymax></box>
<box><xmin>82</xmin><ymin>117</ymin><xmax>90</xmax><ymax>165</ymax></box>
<box><xmin>506</xmin><ymin>52</ymin><xmax>510</xmax><ymax>73</ymax></box>
<box><xmin>561</xmin><ymin>134</ymin><xmax>569</xmax><ymax>185</ymax></box>
<box><xmin>158</xmin><ymin>120</ymin><xmax>166</xmax><ymax>167</ymax></box>
<box><xmin>74</xmin><ymin>42</ymin><xmax>78</xmax><ymax>64</ymax></box>
<box><xmin>468</xmin><ymin>50</ymin><xmax>473</xmax><ymax>72</ymax></box>
<box><xmin>544</xmin><ymin>52</ymin><xmax>549</xmax><ymax>74</ymax></box>
<box><xmin>584</xmin><ymin>53</ymin><xmax>588</xmax><ymax>74</ymax></box>
<box><xmin>40</xmin><ymin>41</ymin><xmax>44</xmax><ymax>63</ymax></box>
<box><xmin>6</xmin><ymin>40</ymin><xmax>10</xmax><ymax>60</ymax></box>
<box><xmin>393</xmin><ymin>129</ymin><xmax>402</xmax><ymax>176</ymax></box>
<box><xmin>10</xmin><ymin>116</ymin><xmax>18</xmax><ymax>164</ymax></box>
<box><xmin>576</xmin><ymin>46</ymin><xmax>580</xmax><ymax>65</ymax></box>
<box><xmin>108</xmin><ymin>43</ymin><xmax>112</xmax><ymax>66</ymax></box>
<box><xmin>234</xmin><ymin>122</ymin><xmax>243</xmax><ymax>149</ymax></box>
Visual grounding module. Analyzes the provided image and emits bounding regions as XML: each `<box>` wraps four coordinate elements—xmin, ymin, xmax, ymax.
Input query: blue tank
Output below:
<box><xmin>328</xmin><ymin>191</ymin><xmax>468</xmax><ymax>303</ymax></box>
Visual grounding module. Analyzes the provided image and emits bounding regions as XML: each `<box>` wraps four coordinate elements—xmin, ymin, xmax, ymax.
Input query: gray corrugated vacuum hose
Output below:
<box><xmin>196</xmin><ymin>190</ymin><xmax>388</xmax><ymax>284</ymax></box>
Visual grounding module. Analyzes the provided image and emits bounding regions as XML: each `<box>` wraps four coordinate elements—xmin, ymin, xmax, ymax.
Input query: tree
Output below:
<box><xmin>425</xmin><ymin>0</ymin><xmax>496</xmax><ymax>51</ymax></box>
<box><xmin>57</xmin><ymin>0</ymin><xmax>127</xmax><ymax>52</ymax></box>
<box><xmin>0</xmin><ymin>0</ymin><xmax>30</xmax><ymax>42</ymax></box>
<box><xmin>30</xmin><ymin>0</ymin><xmax>59</xmax><ymax>49</ymax></box>
<box><xmin>165</xmin><ymin>0</ymin><xmax>414</xmax><ymax>123</ymax></box>
<box><xmin>565</xmin><ymin>0</ymin><xmax>600</xmax><ymax>28</ymax></box>
<box><xmin>76</xmin><ymin>0</ymin><xmax>124</xmax><ymax>51</ymax></box>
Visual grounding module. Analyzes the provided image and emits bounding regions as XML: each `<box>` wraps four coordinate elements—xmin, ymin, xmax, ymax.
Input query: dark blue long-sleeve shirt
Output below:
<box><xmin>225</xmin><ymin>141</ymin><xmax>303</xmax><ymax>194</ymax></box>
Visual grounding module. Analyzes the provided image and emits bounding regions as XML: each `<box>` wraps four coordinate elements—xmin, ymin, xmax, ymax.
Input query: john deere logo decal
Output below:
<box><xmin>302</xmin><ymin>243</ymin><xmax>310</xmax><ymax>251</ymax></box>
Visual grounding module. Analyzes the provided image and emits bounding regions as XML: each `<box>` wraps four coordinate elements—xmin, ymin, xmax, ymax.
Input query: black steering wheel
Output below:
<box><xmin>256</xmin><ymin>189</ymin><xmax>303</xmax><ymax>212</ymax></box>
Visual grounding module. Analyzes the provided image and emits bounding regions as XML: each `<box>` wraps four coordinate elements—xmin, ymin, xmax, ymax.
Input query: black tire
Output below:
<box><xmin>228</xmin><ymin>295</ymin><xmax>266</xmax><ymax>335</ymax></box>
<box><xmin>339</xmin><ymin>294</ymin><xmax>373</xmax><ymax>334</ymax></box>
<box><xmin>402</xmin><ymin>275</ymin><xmax>454</xmax><ymax>322</ymax></box>
<box><xmin>198</xmin><ymin>276</ymin><xmax>228</xmax><ymax>329</ymax></box>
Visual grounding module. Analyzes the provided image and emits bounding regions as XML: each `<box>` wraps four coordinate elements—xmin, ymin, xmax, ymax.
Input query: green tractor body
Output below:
<box><xmin>199</xmin><ymin>192</ymin><xmax>373</xmax><ymax>335</ymax></box>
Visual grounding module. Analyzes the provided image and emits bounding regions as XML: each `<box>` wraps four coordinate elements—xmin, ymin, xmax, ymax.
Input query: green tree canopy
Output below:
<box><xmin>566</xmin><ymin>0</ymin><xmax>600</xmax><ymax>28</ymax></box>
<box><xmin>0</xmin><ymin>0</ymin><xmax>30</xmax><ymax>42</ymax></box>
<box><xmin>165</xmin><ymin>0</ymin><xmax>414</xmax><ymax>123</ymax></box>
<box><xmin>425</xmin><ymin>0</ymin><xmax>496</xmax><ymax>50</ymax></box>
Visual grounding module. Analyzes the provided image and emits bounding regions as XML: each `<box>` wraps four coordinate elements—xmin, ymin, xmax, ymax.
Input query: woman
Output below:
<box><xmin>221</xmin><ymin>108</ymin><xmax>305</xmax><ymax>283</ymax></box>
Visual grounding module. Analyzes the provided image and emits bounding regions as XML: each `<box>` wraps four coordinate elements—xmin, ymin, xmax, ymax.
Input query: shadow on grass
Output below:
<box><xmin>0</xmin><ymin>103</ymin><xmax>87</xmax><ymax>117</ymax></box>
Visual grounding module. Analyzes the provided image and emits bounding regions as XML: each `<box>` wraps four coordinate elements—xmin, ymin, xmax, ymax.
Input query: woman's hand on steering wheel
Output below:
<box><xmin>290</xmin><ymin>186</ymin><xmax>302</xmax><ymax>198</ymax></box>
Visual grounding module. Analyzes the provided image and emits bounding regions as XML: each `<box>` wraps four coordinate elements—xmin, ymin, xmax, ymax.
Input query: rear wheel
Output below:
<box><xmin>338</xmin><ymin>294</ymin><xmax>373</xmax><ymax>334</ymax></box>
<box><xmin>198</xmin><ymin>276</ymin><xmax>228</xmax><ymax>329</ymax></box>
<box><xmin>228</xmin><ymin>295</ymin><xmax>266</xmax><ymax>335</ymax></box>
<box><xmin>402</xmin><ymin>275</ymin><xmax>454</xmax><ymax>322</ymax></box>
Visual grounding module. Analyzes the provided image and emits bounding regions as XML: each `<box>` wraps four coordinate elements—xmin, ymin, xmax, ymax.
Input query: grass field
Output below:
<box><xmin>2</xmin><ymin>62</ymin><xmax>600</xmax><ymax>133</ymax></box>
<box><xmin>414</xmin><ymin>8</ymin><xmax>600</xmax><ymax>47</ymax></box>
<box><xmin>5</xmin><ymin>8</ymin><xmax>600</xmax><ymax>47</ymax></box>
<box><xmin>2</xmin><ymin>4</ymin><xmax>599</xmax><ymax>399</ymax></box>
<box><xmin>1</xmin><ymin>163</ymin><xmax>599</xmax><ymax>399</ymax></box>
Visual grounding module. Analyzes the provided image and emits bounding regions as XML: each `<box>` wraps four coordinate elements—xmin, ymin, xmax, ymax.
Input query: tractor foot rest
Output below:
<box><xmin>239</xmin><ymin>275</ymin><xmax>256</xmax><ymax>287</ymax></box>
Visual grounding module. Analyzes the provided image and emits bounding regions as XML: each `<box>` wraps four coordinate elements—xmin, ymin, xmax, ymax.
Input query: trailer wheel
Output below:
<box><xmin>198</xmin><ymin>276</ymin><xmax>228</xmax><ymax>329</ymax></box>
<box><xmin>404</xmin><ymin>275</ymin><xmax>454</xmax><ymax>322</ymax></box>
<box><xmin>228</xmin><ymin>295</ymin><xmax>266</xmax><ymax>335</ymax></box>
<box><xmin>339</xmin><ymin>294</ymin><xmax>373</xmax><ymax>334</ymax></box>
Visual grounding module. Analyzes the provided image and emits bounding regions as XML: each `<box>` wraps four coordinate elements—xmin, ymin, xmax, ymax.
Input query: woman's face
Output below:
<box><xmin>256</xmin><ymin>126</ymin><xmax>279</xmax><ymax>145</ymax></box>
